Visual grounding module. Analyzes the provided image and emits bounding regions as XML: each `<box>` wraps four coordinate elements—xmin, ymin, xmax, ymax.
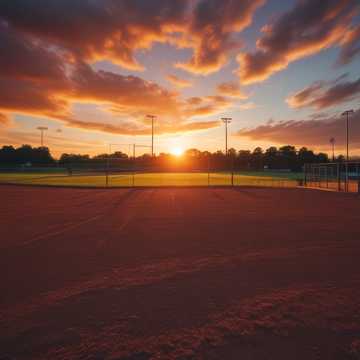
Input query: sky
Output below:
<box><xmin>0</xmin><ymin>0</ymin><xmax>360</xmax><ymax>158</ymax></box>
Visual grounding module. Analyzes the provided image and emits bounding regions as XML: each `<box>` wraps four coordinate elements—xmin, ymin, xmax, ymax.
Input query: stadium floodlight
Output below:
<box><xmin>341</xmin><ymin>110</ymin><xmax>354</xmax><ymax>161</ymax></box>
<box><xmin>221</xmin><ymin>117</ymin><xmax>232</xmax><ymax>155</ymax></box>
<box><xmin>146</xmin><ymin>114</ymin><xmax>156</xmax><ymax>157</ymax></box>
<box><xmin>329</xmin><ymin>137</ymin><xmax>335</xmax><ymax>162</ymax></box>
<box><xmin>36</xmin><ymin>126</ymin><xmax>48</xmax><ymax>147</ymax></box>
<box><xmin>341</xmin><ymin>109</ymin><xmax>354</xmax><ymax>192</ymax></box>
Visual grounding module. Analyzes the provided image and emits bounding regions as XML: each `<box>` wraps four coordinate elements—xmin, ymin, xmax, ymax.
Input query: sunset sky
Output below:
<box><xmin>0</xmin><ymin>0</ymin><xmax>360</xmax><ymax>157</ymax></box>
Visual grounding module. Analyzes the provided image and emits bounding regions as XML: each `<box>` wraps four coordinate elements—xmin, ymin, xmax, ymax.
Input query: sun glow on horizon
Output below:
<box><xmin>170</xmin><ymin>146</ymin><xmax>184</xmax><ymax>157</ymax></box>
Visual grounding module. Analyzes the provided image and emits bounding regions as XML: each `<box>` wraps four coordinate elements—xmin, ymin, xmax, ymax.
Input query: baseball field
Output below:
<box><xmin>1</xmin><ymin>185</ymin><xmax>360</xmax><ymax>359</ymax></box>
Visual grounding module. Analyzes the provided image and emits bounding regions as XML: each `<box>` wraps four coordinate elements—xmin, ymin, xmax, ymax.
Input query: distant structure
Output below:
<box><xmin>221</xmin><ymin>117</ymin><xmax>232</xmax><ymax>155</ymax></box>
<box><xmin>146</xmin><ymin>114</ymin><xmax>156</xmax><ymax>157</ymax></box>
<box><xmin>37</xmin><ymin>126</ymin><xmax>48</xmax><ymax>147</ymax></box>
<box><xmin>329</xmin><ymin>137</ymin><xmax>335</xmax><ymax>162</ymax></box>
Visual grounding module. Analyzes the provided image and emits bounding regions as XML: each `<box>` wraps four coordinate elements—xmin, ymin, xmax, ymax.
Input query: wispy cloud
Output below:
<box><xmin>0</xmin><ymin>0</ymin><xmax>265</xmax><ymax>76</ymax></box>
<box><xmin>338</xmin><ymin>23</ymin><xmax>360</xmax><ymax>65</ymax></box>
<box><xmin>216</xmin><ymin>82</ymin><xmax>248</xmax><ymax>99</ymax></box>
<box><xmin>174</xmin><ymin>0</ymin><xmax>265</xmax><ymax>75</ymax></box>
<box><xmin>0</xmin><ymin>28</ymin><xmax>230</xmax><ymax>136</ymax></box>
<box><xmin>166</xmin><ymin>74</ymin><xmax>192</xmax><ymax>88</ymax></box>
<box><xmin>237</xmin><ymin>0</ymin><xmax>359</xmax><ymax>84</ymax></box>
<box><xmin>236</xmin><ymin>110</ymin><xmax>360</xmax><ymax>149</ymax></box>
<box><xmin>287</xmin><ymin>75</ymin><xmax>360</xmax><ymax>109</ymax></box>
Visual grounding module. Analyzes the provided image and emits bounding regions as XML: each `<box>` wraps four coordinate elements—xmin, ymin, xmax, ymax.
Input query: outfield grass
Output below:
<box><xmin>0</xmin><ymin>171</ymin><xmax>301</xmax><ymax>187</ymax></box>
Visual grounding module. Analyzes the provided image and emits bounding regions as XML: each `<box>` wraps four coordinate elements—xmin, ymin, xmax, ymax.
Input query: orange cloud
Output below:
<box><xmin>237</xmin><ymin>0</ymin><xmax>358</xmax><ymax>84</ymax></box>
<box><xmin>0</xmin><ymin>1</ymin><xmax>189</xmax><ymax>71</ymax></box>
<box><xmin>216</xmin><ymin>82</ymin><xmax>248</xmax><ymax>99</ymax></box>
<box><xmin>166</xmin><ymin>74</ymin><xmax>192</xmax><ymax>88</ymax></box>
<box><xmin>287</xmin><ymin>75</ymin><xmax>360</xmax><ymax>109</ymax></box>
<box><xmin>236</xmin><ymin>110</ymin><xmax>360</xmax><ymax>150</ymax></box>
<box><xmin>338</xmin><ymin>23</ymin><xmax>360</xmax><ymax>65</ymax></box>
<box><xmin>0</xmin><ymin>113</ymin><xmax>10</xmax><ymax>127</ymax></box>
<box><xmin>62</xmin><ymin>117</ymin><xmax>220</xmax><ymax>136</ymax></box>
<box><xmin>0</xmin><ymin>77</ymin><xmax>70</xmax><ymax>117</ymax></box>
<box><xmin>0</xmin><ymin>27</ymin><xmax>227</xmax><ymax>137</ymax></box>
<box><xmin>183</xmin><ymin>95</ymin><xmax>234</xmax><ymax>118</ymax></box>
<box><xmin>175</xmin><ymin>0</ymin><xmax>265</xmax><ymax>75</ymax></box>
<box><xmin>1</xmin><ymin>0</ymin><xmax>265</xmax><ymax>76</ymax></box>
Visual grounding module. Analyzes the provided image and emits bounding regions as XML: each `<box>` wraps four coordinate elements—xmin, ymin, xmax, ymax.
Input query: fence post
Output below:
<box><xmin>337</xmin><ymin>163</ymin><xmax>341</xmax><ymax>191</ymax></box>
<box><xmin>106</xmin><ymin>158</ymin><xmax>109</xmax><ymax>187</ymax></box>
<box><xmin>207</xmin><ymin>156</ymin><xmax>210</xmax><ymax>187</ymax></box>
<box><xmin>231</xmin><ymin>155</ymin><xmax>234</xmax><ymax>187</ymax></box>
<box><xmin>326</xmin><ymin>165</ymin><xmax>328</xmax><ymax>188</ymax></box>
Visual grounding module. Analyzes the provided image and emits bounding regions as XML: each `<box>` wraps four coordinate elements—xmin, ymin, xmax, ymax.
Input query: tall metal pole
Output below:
<box><xmin>221</xmin><ymin>118</ymin><xmax>232</xmax><ymax>155</ymax></box>
<box><xmin>330</xmin><ymin>137</ymin><xmax>335</xmax><ymax>162</ymax></box>
<box><xmin>37</xmin><ymin>126</ymin><xmax>48</xmax><ymax>147</ymax></box>
<box><xmin>342</xmin><ymin>110</ymin><xmax>354</xmax><ymax>192</ymax></box>
<box><xmin>146</xmin><ymin>115</ymin><xmax>156</xmax><ymax>157</ymax></box>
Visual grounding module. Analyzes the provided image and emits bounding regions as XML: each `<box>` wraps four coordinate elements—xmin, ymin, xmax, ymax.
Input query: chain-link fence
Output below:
<box><xmin>0</xmin><ymin>157</ymin><xmax>301</xmax><ymax>188</ymax></box>
<box><xmin>304</xmin><ymin>162</ymin><xmax>360</xmax><ymax>193</ymax></box>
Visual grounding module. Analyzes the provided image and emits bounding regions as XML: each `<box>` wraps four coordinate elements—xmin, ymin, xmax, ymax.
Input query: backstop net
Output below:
<box><xmin>304</xmin><ymin>162</ymin><xmax>360</xmax><ymax>193</ymax></box>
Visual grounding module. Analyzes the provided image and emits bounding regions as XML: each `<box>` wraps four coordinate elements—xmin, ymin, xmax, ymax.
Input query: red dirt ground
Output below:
<box><xmin>1</xmin><ymin>185</ymin><xmax>360</xmax><ymax>360</ymax></box>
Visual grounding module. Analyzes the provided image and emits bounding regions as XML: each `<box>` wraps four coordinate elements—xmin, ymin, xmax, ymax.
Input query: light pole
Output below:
<box><xmin>37</xmin><ymin>126</ymin><xmax>48</xmax><ymax>147</ymax></box>
<box><xmin>329</xmin><ymin>137</ymin><xmax>335</xmax><ymax>162</ymax></box>
<box><xmin>341</xmin><ymin>109</ymin><xmax>354</xmax><ymax>192</ymax></box>
<box><xmin>342</xmin><ymin>109</ymin><xmax>354</xmax><ymax>161</ymax></box>
<box><xmin>146</xmin><ymin>114</ymin><xmax>156</xmax><ymax>157</ymax></box>
<box><xmin>131</xmin><ymin>144</ymin><xmax>152</xmax><ymax>187</ymax></box>
<box><xmin>221</xmin><ymin>117</ymin><xmax>232</xmax><ymax>155</ymax></box>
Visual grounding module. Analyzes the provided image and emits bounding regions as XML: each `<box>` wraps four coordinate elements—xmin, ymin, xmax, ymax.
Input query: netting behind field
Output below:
<box><xmin>304</xmin><ymin>162</ymin><xmax>360</xmax><ymax>193</ymax></box>
<box><xmin>0</xmin><ymin>167</ymin><xmax>300</xmax><ymax>188</ymax></box>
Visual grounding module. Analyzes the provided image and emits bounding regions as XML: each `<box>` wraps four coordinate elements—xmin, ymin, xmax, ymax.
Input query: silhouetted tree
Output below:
<box><xmin>0</xmin><ymin>145</ymin><xmax>54</xmax><ymax>165</ymax></box>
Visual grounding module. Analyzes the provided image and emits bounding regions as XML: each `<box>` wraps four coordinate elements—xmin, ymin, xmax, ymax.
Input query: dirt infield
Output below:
<box><xmin>1</xmin><ymin>186</ymin><xmax>360</xmax><ymax>359</ymax></box>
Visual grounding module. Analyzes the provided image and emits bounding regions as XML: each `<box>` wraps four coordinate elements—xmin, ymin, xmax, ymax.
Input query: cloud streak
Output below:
<box><xmin>236</xmin><ymin>110</ymin><xmax>360</xmax><ymax>150</ymax></box>
<box><xmin>237</xmin><ymin>0</ymin><xmax>359</xmax><ymax>84</ymax></box>
<box><xmin>175</xmin><ymin>0</ymin><xmax>265</xmax><ymax>75</ymax></box>
<box><xmin>166</xmin><ymin>74</ymin><xmax>192</xmax><ymax>88</ymax></box>
<box><xmin>0</xmin><ymin>28</ymin><xmax>232</xmax><ymax>136</ymax></box>
<box><xmin>287</xmin><ymin>75</ymin><xmax>360</xmax><ymax>109</ymax></box>
<box><xmin>0</xmin><ymin>0</ymin><xmax>189</xmax><ymax>71</ymax></box>
<box><xmin>338</xmin><ymin>23</ymin><xmax>360</xmax><ymax>65</ymax></box>
<box><xmin>0</xmin><ymin>0</ymin><xmax>265</xmax><ymax>76</ymax></box>
<box><xmin>0</xmin><ymin>113</ymin><xmax>10</xmax><ymax>126</ymax></box>
<box><xmin>216</xmin><ymin>82</ymin><xmax>248</xmax><ymax>99</ymax></box>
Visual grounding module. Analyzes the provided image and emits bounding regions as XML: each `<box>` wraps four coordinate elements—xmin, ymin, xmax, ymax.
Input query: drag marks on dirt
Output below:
<box><xmin>35</xmin><ymin>284</ymin><xmax>360</xmax><ymax>359</ymax></box>
<box><xmin>2</xmin><ymin>243</ymin><xmax>360</xmax><ymax>359</ymax></box>
<box><xmin>2</xmin><ymin>188</ymin><xmax>139</xmax><ymax>249</ymax></box>
<box><xmin>2</xmin><ymin>187</ymin><xmax>360</xmax><ymax>359</ymax></box>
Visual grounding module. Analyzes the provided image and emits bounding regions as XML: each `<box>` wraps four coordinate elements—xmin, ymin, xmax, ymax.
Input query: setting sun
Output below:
<box><xmin>171</xmin><ymin>147</ymin><xmax>184</xmax><ymax>157</ymax></box>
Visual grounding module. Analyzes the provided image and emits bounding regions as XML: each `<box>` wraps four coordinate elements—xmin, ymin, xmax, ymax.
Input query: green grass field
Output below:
<box><xmin>0</xmin><ymin>171</ymin><xmax>301</xmax><ymax>188</ymax></box>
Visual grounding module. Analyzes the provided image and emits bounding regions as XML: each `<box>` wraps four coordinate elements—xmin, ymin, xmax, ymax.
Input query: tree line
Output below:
<box><xmin>0</xmin><ymin>144</ymin><xmax>342</xmax><ymax>172</ymax></box>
